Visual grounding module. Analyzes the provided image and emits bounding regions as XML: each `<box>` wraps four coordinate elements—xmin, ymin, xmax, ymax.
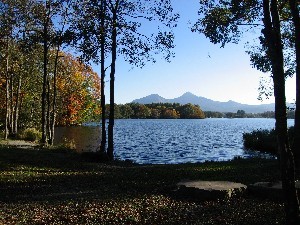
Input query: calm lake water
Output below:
<box><xmin>54</xmin><ymin>118</ymin><xmax>294</xmax><ymax>164</ymax></box>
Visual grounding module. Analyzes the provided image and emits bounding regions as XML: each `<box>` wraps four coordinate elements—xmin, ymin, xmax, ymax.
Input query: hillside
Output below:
<box><xmin>132</xmin><ymin>92</ymin><xmax>276</xmax><ymax>113</ymax></box>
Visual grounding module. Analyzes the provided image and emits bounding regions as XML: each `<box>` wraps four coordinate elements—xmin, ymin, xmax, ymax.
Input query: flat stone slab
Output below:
<box><xmin>175</xmin><ymin>180</ymin><xmax>247</xmax><ymax>201</ymax></box>
<box><xmin>249</xmin><ymin>180</ymin><xmax>300</xmax><ymax>200</ymax></box>
<box><xmin>0</xmin><ymin>139</ymin><xmax>38</xmax><ymax>149</ymax></box>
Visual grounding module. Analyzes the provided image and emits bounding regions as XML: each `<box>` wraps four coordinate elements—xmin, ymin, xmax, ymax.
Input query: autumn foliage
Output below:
<box><xmin>56</xmin><ymin>53</ymin><xmax>101</xmax><ymax>126</ymax></box>
<box><xmin>0</xmin><ymin>50</ymin><xmax>101</xmax><ymax>129</ymax></box>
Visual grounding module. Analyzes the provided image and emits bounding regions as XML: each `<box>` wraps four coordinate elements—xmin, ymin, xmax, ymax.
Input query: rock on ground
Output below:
<box><xmin>175</xmin><ymin>180</ymin><xmax>247</xmax><ymax>201</ymax></box>
<box><xmin>0</xmin><ymin>139</ymin><xmax>38</xmax><ymax>149</ymax></box>
<box><xmin>249</xmin><ymin>180</ymin><xmax>300</xmax><ymax>200</ymax></box>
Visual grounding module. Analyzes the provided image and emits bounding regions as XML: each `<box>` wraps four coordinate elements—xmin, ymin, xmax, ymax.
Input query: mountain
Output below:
<box><xmin>132</xmin><ymin>94</ymin><xmax>168</xmax><ymax>104</ymax></box>
<box><xmin>132</xmin><ymin>92</ymin><xmax>276</xmax><ymax>113</ymax></box>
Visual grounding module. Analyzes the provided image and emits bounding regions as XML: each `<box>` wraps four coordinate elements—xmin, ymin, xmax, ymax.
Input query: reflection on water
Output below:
<box><xmin>54</xmin><ymin>118</ymin><xmax>294</xmax><ymax>164</ymax></box>
<box><xmin>54</xmin><ymin>126</ymin><xmax>101</xmax><ymax>152</ymax></box>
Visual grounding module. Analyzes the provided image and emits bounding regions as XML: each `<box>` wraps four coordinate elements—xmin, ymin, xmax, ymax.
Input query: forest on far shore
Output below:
<box><xmin>104</xmin><ymin>103</ymin><xmax>295</xmax><ymax>120</ymax></box>
<box><xmin>1</xmin><ymin>97</ymin><xmax>295</xmax><ymax>128</ymax></box>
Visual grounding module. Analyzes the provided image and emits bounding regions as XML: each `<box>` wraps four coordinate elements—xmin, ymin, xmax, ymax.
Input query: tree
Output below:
<box><xmin>35</xmin><ymin>0</ymin><xmax>52</xmax><ymax>145</ymax></box>
<box><xmin>48</xmin><ymin>0</ymin><xmax>72</xmax><ymax>145</ymax></box>
<box><xmin>162</xmin><ymin>108</ymin><xmax>180</xmax><ymax>119</ymax></box>
<box><xmin>288</xmin><ymin>0</ymin><xmax>300</xmax><ymax>177</ymax></box>
<box><xmin>150</xmin><ymin>108</ymin><xmax>161</xmax><ymax>119</ymax></box>
<box><xmin>236</xmin><ymin>109</ymin><xmax>246</xmax><ymax>118</ymax></box>
<box><xmin>0</xmin><ymin>0</ymin><xmax>18</xmax><ymax>139</ymax></box>
<box><xmin>204</xmin><ymin>111</ymin><xmax>224</xmax><ymax>118</ymax></box>
<box><xmin>193</xmin><ymin>1</ymin><xmax>299</xmax><ymax>223</ymax></box>
<box><xmin>73</xmin><ymin>0</ymin><xmax>178</xmax><ymax>160</ymax></box>
<box><xmin>133</xmin><ymin>104</ymin><xmax>151</xmax><ymax>119</ymax></box>
<box><xmin>262</xmin><ymin>2</ymin><xmax>299</xmax><ymax>222</ymax></box>
<box><xmin>106</xmin><ymin>0</ymin><xmax>117</xmax><ymax>160</ymax></box>
<box><xmin>71</xmin><ymin>0</ymin><xmax>109</xmax><ymax>153</ymax></box>
<box><xmin>100</xmin><ymin>0</ymin><xmax>107</xmax><ymax>153</ymax></box>
<box><xmin>55</xmin><ymin>52</ymin><xmax>101</xmax><ymax>126</ymax></box>
<box><xmin>0</xmin><ymin>0</ymin><xmax>38</xmax><ymax>138</ymax></box>
<box><xmin>31</xmin><ymin>0</ymin><xmax>72</xmax><ymax>145</ymax></box>
<box><xmin>119</xmin><ymin>104</ymin><xmax>133</xmax><ymax>119</ymax></box>
<box><xmin>178</xmin><ymin>104</ymin><xmax>205</xmax><ymax>119</ymax></box>
<box><xmin>107</xmin><ymin>0</ymin><xmax>179</xmax><ymax>159</ymax></box>
<box><xmin>0</xmin><ymin>1</ymin><xmax>101</xmax><ymax>136</ymax></box>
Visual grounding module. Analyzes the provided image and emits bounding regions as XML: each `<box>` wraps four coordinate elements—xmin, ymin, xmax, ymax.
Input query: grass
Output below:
<box><xmin>0</xmin><ymin>144</ymin><xmax>284</xmax><ymax>225</ymax></box>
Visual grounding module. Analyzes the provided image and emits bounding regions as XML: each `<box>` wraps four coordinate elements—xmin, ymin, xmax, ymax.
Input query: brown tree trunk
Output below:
<box><xmin>41</xmin><ymin>37</ymin><xmax>48</xmax><ymax>145</ymax></box>
<box><xmin>289</xmin><ymin>0</ymin><xmax>300</xmax><ymax>178</ymax></box>
<box><xmin>263</xmin><ymin>0</ymin><xmax>300</xmax><ymax>224</ymax></box>
<box><xmin>100</xmin><ymin>0</ymin><xmax>107</xmax><ymax>153</ymax></box>
<box><xmin>41</xmin><ymin>0</ymin><xmax>51</xmax><ymax>146</ymax></box>
<box><xmin>9</xmin><ymin>73</ymin><xmax>14</xmax><ymax>135</ymax></box>
<box><xmin>49</xmin><ymin>4</ymin><xmax>69</xmax><ymax>146</ymax></box>
<box><xmin>5</xmin><ymin>50</ymin><xmax>10</xmax><ymax>140</ymax></box>
<box><xmin>49</xmin><ymin>47</ymin><xmax>59</xmax><ymax>146</ymax></box>
<box><xmin>13</xmin><ymin>75</ymin><xmax>21</xmax><ymax>135</ymax></box>
<box><xmin>47</xmin><ymin>77</ymin><xmax>51</xmax><ymax>144</ymax></box>
<box><xmin>107</xmin><ymin>7</ymin><xmax>117</xmax><ymax>161</ymax></box>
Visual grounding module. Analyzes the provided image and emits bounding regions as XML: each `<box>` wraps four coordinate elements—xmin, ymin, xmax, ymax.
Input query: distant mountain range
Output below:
<box><xmin>132</xmin><ymin>92</ymin><xmax>278</xmax><ymax>113</ymax></box>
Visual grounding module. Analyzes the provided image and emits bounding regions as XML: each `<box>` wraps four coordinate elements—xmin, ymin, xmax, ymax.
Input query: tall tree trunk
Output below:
<box><xmin>107</xmin><ymin>8</ymin><xmax>117</xmax><ymax>161</ymax></box>
<box><xmin>9</xmin><ymin>74</ymin><xmax>14</xmax><ymax>135</ymax></box>
<box><xmin>47</xmin><ymin>77</ymin><xmax>51</xmax><ymax>144</ymax></box>
<box><xmin>100</xmin><ymin>0</ymin><xmax>107</xmax><ymax>153</ymax></box>
<box><xmin>49</xmin><ymin>3</ymin><xmax>69</xmax><ymax>146</ymax></box>
<box><xmin>49</xmin><ymin>47</ymin><xmax>59</xmax><ymax>146</ymax></box>
<box><xmin>5</xmin><ymin>47</ymin><xmax>10</xmax><ymax>140</ymax></box>
<box><xmin>263</xmin><ymin>0</ymin><xmax>300</xmax><ymax>224</ymax></box>
<box><xmin>289</xmin><ymin>0</ymin><xmax>300</xmax><ymax>178</ymax></box>
<box><xmin>13</xmin><ymin>75</ymin><xmax>21</xmax><ymax>135</ymax></box>
<box><xmin>41</xmin><ymin>0</ymin><xmax>50</xmax><ymax>146</ymax></box>
<box><xmin>41</xmin><ymin>33</ymin><xmax>48</xmax><ymax>145</ymax></box>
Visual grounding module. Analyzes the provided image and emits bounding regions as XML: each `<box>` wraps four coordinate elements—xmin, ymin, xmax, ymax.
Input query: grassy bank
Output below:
<box><xmin>0</xmin><ymin>144</ymin><xmax>283</xmax><ymax>225</ymax></box>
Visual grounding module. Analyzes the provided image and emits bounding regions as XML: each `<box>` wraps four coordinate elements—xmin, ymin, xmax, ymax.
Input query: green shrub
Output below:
<box><xmin>243</xmin><ymin>126</ymin><xmax>294</xmax><ymax>155</ymax></box>
<box><xmin>21</xmin><ymin>128</ymin><xmax>42</xmax><ymax>142</ymax></box>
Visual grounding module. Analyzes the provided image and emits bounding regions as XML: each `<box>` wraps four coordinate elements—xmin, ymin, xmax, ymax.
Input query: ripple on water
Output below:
<box><xmin>55</xmin><ymin>118</ymin><xmax>293</xmax><ymax>164</ymax></box>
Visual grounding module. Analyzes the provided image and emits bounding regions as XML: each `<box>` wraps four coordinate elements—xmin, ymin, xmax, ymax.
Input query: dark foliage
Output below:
<box><xmin>243</xmin><ymin>126</ymin><xmax>294</xmax><ymax>155</ymax></box>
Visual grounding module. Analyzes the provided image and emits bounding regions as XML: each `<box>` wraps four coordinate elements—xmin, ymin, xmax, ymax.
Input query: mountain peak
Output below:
<box><xmin>147</xmin><ymin>94</ymin><xmax>163</xmax><ymax>98</ymax></box>
<box><xmin>132</xmin><ymin>94</ymin><xmax>166</xmax><ymax>104</ymax></box>
<box><xmin>176</xmin><ymin>92</ymin><xmax>200</xmax><ymax>100</ymax></box>
<box><xmin>182</xmin><ymin>92</ymin><xmax>196</xmax><ymax>96</ymax></box>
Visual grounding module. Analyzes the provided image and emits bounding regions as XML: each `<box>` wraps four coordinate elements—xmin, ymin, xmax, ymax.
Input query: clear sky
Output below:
<box><xmin>103</xmin><ymin>0</ymin><xmax>296</xmax><ymax>105</ymax></box>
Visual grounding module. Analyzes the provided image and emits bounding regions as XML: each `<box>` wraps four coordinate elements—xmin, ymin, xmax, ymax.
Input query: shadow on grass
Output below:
<box><xmin>0</xmin><ymin>146</ymin><xmax>281</xmax><ymax>204</ymax></box>
<box><xmin>0</xmin><ymin>147</ymin><xmax>286</xmax><ymax>225</ymax></box>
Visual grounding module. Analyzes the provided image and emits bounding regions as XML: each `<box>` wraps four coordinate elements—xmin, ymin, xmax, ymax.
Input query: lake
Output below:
<box><xmin>54</xmin><ymin>118</ymin><xmax>295</xmax><ymax>164</ymax></box>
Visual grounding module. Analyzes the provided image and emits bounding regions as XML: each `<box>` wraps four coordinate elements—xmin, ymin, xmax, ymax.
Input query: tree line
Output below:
<box><xmin>205</xmin><ymin>109</ymin><xmax>295</xmax><ymax>119</ymax></box>
<box><xmin>106</xmin><ymin>103</ymin><xmax>205</xmax><ymax>119</ymax></box>
<box><xmin>106</xmin><ymin>103</ymin><xmax>295</xmax><ymax>119</ymax></box>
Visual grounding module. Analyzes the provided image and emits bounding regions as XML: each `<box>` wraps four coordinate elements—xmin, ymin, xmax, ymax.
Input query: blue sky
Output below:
<box><xmin>103</xmin><ymin>0</ymin><xmax>296</xmax><ymax>105</ymax></box>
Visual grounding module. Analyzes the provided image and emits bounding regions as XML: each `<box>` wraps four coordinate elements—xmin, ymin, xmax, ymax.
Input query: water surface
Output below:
<box><xmin>55</xmin><ymin>118</ymin><xmax>294</xmax><ymax>164</ymax></box>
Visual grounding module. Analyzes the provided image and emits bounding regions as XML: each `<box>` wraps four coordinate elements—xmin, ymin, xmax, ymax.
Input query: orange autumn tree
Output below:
<box><xmin>56</xmin><ymin>52</ymin><xmax>101</xmax><ymax>126</ymax></box>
